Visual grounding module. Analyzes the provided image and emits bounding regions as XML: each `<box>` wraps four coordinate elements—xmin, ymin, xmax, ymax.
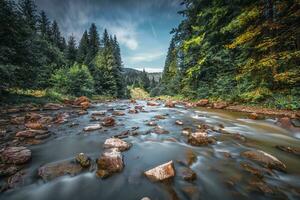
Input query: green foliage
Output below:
<box><xmin>51</xmin><ymin>63</ymin><xmax>94</xmax><ymax>97</ymax></box>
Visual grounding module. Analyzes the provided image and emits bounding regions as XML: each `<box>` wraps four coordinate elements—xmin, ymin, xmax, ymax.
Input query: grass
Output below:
<box><xmin>130</xmin><ymin>87</ymin><xmax>150</xmax><ymax>99</ymax></box>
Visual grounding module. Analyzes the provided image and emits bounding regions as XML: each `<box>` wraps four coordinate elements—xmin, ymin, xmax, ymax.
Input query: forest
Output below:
<box><xmin>157</xmin><ymin>0</ymin><xmax>300</xmax><ymax>110</ymax></box>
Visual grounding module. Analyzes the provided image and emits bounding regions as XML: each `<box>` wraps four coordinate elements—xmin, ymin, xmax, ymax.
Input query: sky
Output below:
<box><xmin>35</xmin><ymin>0</ymin><xmax>183</xmax><ymax>72</ymax></box>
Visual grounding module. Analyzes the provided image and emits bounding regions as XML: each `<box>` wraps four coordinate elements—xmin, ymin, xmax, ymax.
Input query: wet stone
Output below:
<box><xmin>148</xmin><ymin>126</ymin><xmax>169</xmax><ymax>134</ymax></box>
<box><xmin>75</xmin><ymin>153</ymin><xmax>91</xmax><ymax>168</ymax></box>
<box><xmin>188</xmin><ymin>132</ymin><xmax>210</xmax><ymax>146</ymax></box>
<box><xmin>0</xmin><ymin>146</ymin><xmax>31</xmax><ymax>164</ymax></box>
<box><xmin>7</xmin><ymin>170</ymin><xmax>26</xmax><ymax>189</ymax></box>
<box><xmin>103</xmin><ymin>138</ymin><xmax>131</xmax><ymax>151</ymax></box>
<box><xmin>0</xmin><ymin>164</ymin><xmax>20</xmax><ymax>176</ymax></box>
<box><xmin>112</xmin><ymin>111</ymin><xmax>125</xmax><ymax>116</ymax></box>
<box><xmin>102</xmin><ymin>117</ymin><xmax>116</xmax><ymax>127</ymax></box>
<box><xmin>175</xmin><ymin>120</ymin><xmax>183</xmax><ymax>125</ymax></box>
<box><xmin>144</xmin><ymin>160</ymin><xmax>175</xmax><ymax>182</ymax></box>
<box><xmin>178</xmin><ymin>167</ymin><xmax>197</xmax><ymax>181</ymax></box>
<box><xmin>83</xmin><ymin>124</ymin><xmax>102</xmax><ymax>131</ymax></box>
<box><xmin>275</xmin><ymin>145</ymin><xmax>300</xmax><ymax>156</ymax></box>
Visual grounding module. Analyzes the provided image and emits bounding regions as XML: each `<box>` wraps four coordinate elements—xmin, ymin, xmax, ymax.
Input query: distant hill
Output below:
<box><xmin>122</xmin><ymin>68</ymin><xmax>162</xmax><ymax>86</ymax></box>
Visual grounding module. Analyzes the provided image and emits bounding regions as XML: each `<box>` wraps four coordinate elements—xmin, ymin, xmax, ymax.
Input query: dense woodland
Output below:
<box><xmin>0</xmin><ymin>0</ymin><xmax>126</xmax><ymax>98</ymax></box>
<box><xmin>157</xmin><ymin>0</ymin><xmax>300</xmax><ymax>109</ymax></box>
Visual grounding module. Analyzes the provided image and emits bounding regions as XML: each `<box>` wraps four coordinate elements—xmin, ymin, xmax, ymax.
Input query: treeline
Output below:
<box><xmin>123</xmin><ymin>68</ymin><xmax>159</xmax><ymax>93</ymax></box>
<box><xmin>157</xmin><ymin>0</ymin><xmax>300</xmax><ymax>109</ymax></box>
<box><xmin>0</xmin><ymin>0</ymin><xmax>126</xmax><ymax>98</ymax></box>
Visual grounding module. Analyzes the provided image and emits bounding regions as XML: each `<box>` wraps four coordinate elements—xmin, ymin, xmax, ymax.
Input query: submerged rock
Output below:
<box><xmin>38</xmin><ymin>161</ymin><xmax>83</xmax><ymax>181</ymax></box>
<box><xmin>188</xmin><ymin>132</ymin><xmax>210</xmax><ymax>146</ymax></box>
<box><xmin>154</xmin><ymin>115</ymin><xmax>167</xmax><ymax>120</ymax></box>
<box><xmin>112</xmin><ymin>111</ymin><xmax>125</xmax><ymax>116</ymax></box>
<box><xmin>128</xmin><ymin>109</ymin><xmax>139</xmax><ymax>114</ymax></box>
<box><xmin>134</xmin><ymin>105</ymin><xmax>144</xmax><ymax>110</ymax></box>
<box><xmin>178</xmin><ymin>167</ymin><xmax>197</xmax><ymax>181</ymax></box>
<box><xmin>83</xmin><ymin>124</ymin><xmax>102</xmax><ymax>131</ymax></box>
<box><xmin>96</xmin><ymin>148</ymin><xmax>124</xmax><ymax>178</ymax></box>
<box><xmin>0</xmin><ymin>164</ymin><xmax>20</xmax><ymax>176</ymax></box>
<box><xmin>102</xmin><ymin>117</ymin><xmax>116</xmax><ymax>127</ymax></box>
<box><xmin>0</xmin><ymin>146</ymin><xmax>31</xmax><ymax>164</ymax></box>
<box><xmin>91</xmin><ymin>111</ymin><xmax>106</xmax><ymax>116</ymax></box>
<box><xmin>241</xmin><ymin>150</ymin><xmax>286</xmax><ymax>171</ymax></box>
<box><xmin>7</xmin><ymin>170</ymin><xmax>26</xmax><ymax>189</ymax></box>
<box><xmin>149</xmin><ymin>126</ymin><xmax>169</xmax><ymax>134</ymax></box>
<box><xmin>75</xmin><ymin>153</ymin><xmax>91</xmax><ymax>168</ymax></box>
<box><xmin>275</xmin><ymin>145</ymin><xmax>300</xmax><ymax>156</ymax></box>
<box><xmin>144</xmin><ymin>160</ymin><xmax>175</xmax><ymax>181</ymax></box>
<box><xmin>103</xmin><ymin>138</ymin><xmax>131</xmax><ymax>151</ymax></box>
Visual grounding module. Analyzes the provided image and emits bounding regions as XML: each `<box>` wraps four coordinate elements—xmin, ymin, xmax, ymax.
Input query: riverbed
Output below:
<box><xmin>0</xmin><ymin>100</ymin><xmax>299</xmax><ymax>200</ymax></box>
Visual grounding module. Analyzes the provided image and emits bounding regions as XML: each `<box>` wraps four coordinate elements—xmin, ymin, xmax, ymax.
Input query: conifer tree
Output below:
<box><xmin>86</xmin><ymin>23</ymin><xmax>100</xmax><ymax>64</ymax></box>
<box><xmin>65</xmin><ymin>35</ymin><xmax>77</xmax><ymax>65</ymax></box>
<box><xmin>38</xmin><ymin>10</ymin><xmax>50</xmax><ymax>39</ymax></box>
<box><xmin>77</xmin><ymin>30</ymin><xmax>89</xmax><ymax>64</ymax></box>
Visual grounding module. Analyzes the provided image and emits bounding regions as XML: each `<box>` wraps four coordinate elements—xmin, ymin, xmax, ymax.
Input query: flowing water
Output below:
<box><xmin>1</xmin><ymin>100</ymin><xmax>300</xmax><ymax>200</ymax></box>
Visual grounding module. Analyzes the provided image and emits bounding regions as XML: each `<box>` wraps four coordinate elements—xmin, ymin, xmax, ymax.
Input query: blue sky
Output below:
<box><xmin>35</xmin><ymin>0</ymin><xmax>183</xmax><ymax>72</ymax></box>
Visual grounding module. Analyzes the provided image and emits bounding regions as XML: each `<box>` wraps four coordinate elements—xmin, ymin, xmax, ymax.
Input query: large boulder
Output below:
<box><xmin>103</xmin><ymin>138</ymin><xmax>131</xmax><ymax>151</ymax></box>
<box><xmin>102</xmin><ymin>117</ymin><xmax>115</xmax><ymax>127</ymax></box>
<box><xmin>38</xmin><ymin>161</ymin><xmax>83</xmax><ymax>181</ymax></box>
<box><xmin>241</xmin><ymin>150</ymin><xmax>286</xmax><ymax>171</ymax></box>
<box><xmin>96</xmin><ymin>148</ymin><xmax>124</xmax><ymax>178</ymax></box>
<box><xmin>188</xmin><ymin>132</ymin><xmax>210</xmax><ymax>146</ymax></box>
<box><xmin>0</xmin><ymin>147</ymin><xmax>31</xmax><ymax>164</ymax></box>
<box><xmin>144</xmin><ymin>160</ymin><xmax>175</xmax><ymax>181</ymax></box>
<box><xmin>75</xmin><ymin>153</ymin><xmax>91</xmax><ymax>168</ymax></box>
<box><xmin>195</xmin><ymin>99</ymin><xmax>209</xmax><ymax>107</ymax></box>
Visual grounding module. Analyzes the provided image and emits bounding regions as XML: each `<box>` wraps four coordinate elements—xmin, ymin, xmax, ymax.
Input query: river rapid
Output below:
<box><xmin>0</xmin><ymin>100</ymin><xmax>299</xmax><ymax>200</ymax></box>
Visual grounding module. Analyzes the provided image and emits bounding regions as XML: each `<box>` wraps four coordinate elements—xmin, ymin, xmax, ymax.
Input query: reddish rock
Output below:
<box><xmin>54</xmin><ymin>113</ymin><xmax>69</xmax><ymax>124</ymax></box>
<box><xmin>25</xmin><ymin>112</ymin><xmax>43</xmax><ymax>123</ymax></box>
<box><xmin>97</xmin><ymin>148</ymin><xmax>124</xmax><ymax>178</ymax></box>
<box><xmin>80</xmin><ymin>101</ymin><xmax>91</xmax><ymax>110</ymax></box>
<box><xmin>128</xmin><ymin>109</ymin><xmax>139</xmax><ymax>114</ymax></box>
<box><xmin>0</xmin><ymin>146</ymin><xmax>31</xmax><ymax>164</ymax></box>
<box><xmin>78</xmin><ymin>110</ymin><xmax>88</xmax><ymax>115</ymax></box>
<box><xmin>38</xmin><ymin>161</ymin><xmax>83</xmax><ymax>181</ymax></box>
<box><xmin>102</xmin><ymin>117</ymin><xmax>116</xmax><ymax>127</ymax></box>
<box><xmin>103</xmin><ymin>138</ymin><xmax>131</xmax><ymax>151</ymax></box>
<box><xmin>134</xmin><ymin>105</ymin><xmax>144</xmax><ymax>110</ymax></box>
<box><xmin>241</xmin><ymin>150</ymin><xmax>286</xmax><ymax>171</ymax></box>
<box><xmin>188</xmin><ymin>132</ymin><xmax>210</xmax><ymax>146</ymax></box>
<box><xmin>144</xmin><ymin>161</ymin><xmax>175</xmax><ymax>181</ymax></box>
<box><xmin>112</xmin><ymin>111</ymin><xmax>125</xmax><ymax>116</ymax></box>
<box><xmin>195</xmin><ymin>99</ymin><xmax>209</xmax><ymax>107</ymax></box>
<box><xmin>25</xmin><ymin>122</ymin><xmax>46</xmax><ymax>130</ymax></box>
<box><xmin>44</xmin><ymin>103</ymin><xmax>63</xmax><ymax>110</ymax></box>
<box><xmin>165</xmin><ymin>100</ymin><xmax>175</xmax><ymax>108</ymax></box>
<box><xmin>277</xmin><ymin>117</ymin><xmax>293</xmax><ymax>129</ymax></box>
<box><xmin>276</xmin><ymin>145</ymin><xmax>300</xmax><ymax>156</ymax></box>
<box><xmin>74</xmin><ymin>96</ymin><xmax>90</xmax><ymax>106</ymax></box>
<box><xmin>249</xmin><ymin>112</ymin><xmax>259</xmax><ymax>120</ymax></box>
<box><xmin>213</xmin><ymin>102</ymin><xmax>228</xmax><ymax>109</ymax></box>
<box><xmin>130</xmin><ymin>99</ymin><xmax>137</xmax><ymax>103</ymax></box>
<box><xmin>147</xmin><ymin>101</ymin><xmax>160</xmax><ymax>106</ymax></box>
<box><xmin>16</xmin><ymin>129</ymin><xmax>49</xmax><ymax>138</ymax></box>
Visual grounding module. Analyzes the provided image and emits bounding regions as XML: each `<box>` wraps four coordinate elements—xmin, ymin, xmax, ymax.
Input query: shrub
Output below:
<box><xmin>51</xmin><ymin>63</ymin><xmax>94</xmax><ymax>96</ymax></box>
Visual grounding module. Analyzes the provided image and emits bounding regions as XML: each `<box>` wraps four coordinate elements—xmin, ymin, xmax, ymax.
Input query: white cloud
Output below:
<box><xmin>128</xmin><ymin>52</ymin><xmax>165</xmax><ymax>63</ymax></box>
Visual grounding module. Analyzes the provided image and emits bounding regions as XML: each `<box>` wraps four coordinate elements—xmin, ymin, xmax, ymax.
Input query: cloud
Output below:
<box><xmin>128</xmin><ymin>52</ymin><xmax>165</xmax><ymax>63</ymax></box>
<box><xmin>132</xmin><ymin>67</ymin><xmax>163</xmax><ymax>73</ymax></box>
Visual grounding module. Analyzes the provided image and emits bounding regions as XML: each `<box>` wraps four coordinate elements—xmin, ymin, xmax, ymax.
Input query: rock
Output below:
<box><xmin>54</xmin><ymin>113</ymin><xmax>69</xmax><ymax>124</ymax></box>
<box><xmin>128</xmin><ymin>109</ymin><xmax>139</xmax><ymax>114</ymax></box>
<box><xmin>154</xmin><ymin>115</ymin><xmax>167</xmax><ymax>120</ymax></box>
<box><xmin>130</xmin><ymin>99</ymin><xmax>137</xmax><ymax>103</ymax></box>
<box><xmin>179</xmin><ymin>167</ymin><xmax>197</xmax><ymax>181</ymax></box>
<box><xmin>182</xmin><ymin>128</ymin><xmax>192</xmax><ymax>136</ymax></box>
<box><xmin>188</xmin><ymin>132</ymin><xmax>210</xmax><ymax>146</ymax></box>
<box><xmin>165</xmin><ymin>100</ymin><xmax>175</xmax><ymax>108</ymax></box>
<box><xmin>43</xmin><ymin>103</ymin><xmax>63</xmax><ymax>110</ymax></box>
<box><xmin>240</xmin><ymin>163</ymin><xmax>267</xmax><ymax>178</ymax></box>
<box><xmin>147</xmin><ymin>101</ymin><xmax>160</xmax><ymax>106</ymax></box>
<box><xmin>275</xmin><ymin>145</ymin><xmax>300</xmax><ymax>156</ymax></box>
<box><xmin>248</xmin><ymin>179</ymin><xmax>274</xmax><ymax>194</ymax></box>
<box><xmin>213</xmin><ymin>102</ymin><xmax>228</xmax><ymax>109</ymax></box>
<box><xmin>10</xmin><ymin>116</ymin><xmax>25</xmax><ymax>125</ymax></box>
<box><xmin>241</xmin><ymin>150</ymin><xmax>286</xmax><ymax>171</ymax></box>
<box><xmin>25</xmin><ymin>112</ymin><xmax>43</xmax><ymax>123</ymax></box>
<box><xmin>148</xmin><ymin>126</ymin><xmax>169</xmax><ymax>134</ymax></box>
<box><xmin>75</xmin><ymin>153</ymin><xmax>91</xmax><ymax>168</ymax></box>
<box><xmin>276</xmin><ymin>117</ymin><xmax>292</xmax><ymax>129</ymax></box>
<box><xmin>249</xmin><ymin>113</ymin><xmax>259</xmax><ymax>120</ymax></box>
<box><xmin>38</xmin><ymin>161</ymin><xmax>83</xmax><ymax>181</ymax></box>
<box><xmin>74</xmin><ymin>96</ymin><xmax>90</xmax><ymax>106</ymax></box>
<box><xmin>102</xmin><ymin>117</ymin><xmax>115</xmax><ymax>127</ymax></box>
<box><xmin>78</xmin><ymin>110</ymin><xmax>88</xmax><ymax>115</ymax></box>
<box><xmin>112</xmin><ymin>111</ymin><xmax>125</xmax><ymax>116</ymax></box>
<box><xmin>181</xmin><ymin>186</ymin><xmax>200</xmax><ymax>200</ymax></box>
<box><xmin>0</xmin><ymin>164</ymin><xmax>20</xmax><ymax>176</ymax></box>
<box><xmin>146</xmin><ymin>121</ymin><xmax>157</xmax><ymax>126</ymax></box>
<box><xmin>144</xmin><ymin>160</ymin><xmax>175</xmax><ymax>182</ymax></box>
<box><xmin>7</xmin><ymin>170</ymin><xmax>26</xmax><ymax>189</ymax></box>
<box><xmin>80</xmin><ymin>101</ymin><xmax>91</xmax><ymax>110</ymax></box>
<box><xmin>0</xmin><ymin>146</ymin><xmax>31</xmax><ymax>164</ymax></box>
<box><xmin>291</xmin><ymin>119</ymin><xmax>300</xmax><ymax>127</ymax></box>
<box><xmin>175</xmin><ymin>120</ymin><xmax>183</xmax><ymax>125</ymax></box>
<box><xmin>25</xmin><ymin>122</ymin><xmax>46</xmax><ymax>130</ymax></box>
<box><xmin>141</xmin><ymin>197</ymin><xmax>151</xmax><ymax>200</ymax></box>
<box><xmin>91</xmin><ymin>111</ymin><xmax>106</xmax><ymax>116</ymax></box>
<box><xmin>103</xmin><ymin>138</ymin><xmax>131</xmax><ymax>151</ymax></box>
<box><xmin>83</xmin><ymin>124</ymin><xmax>102</xmax><ymax>131</ymax></box>
<box><xmin>97</xmin><ymin>148</ymin><xmax>124</xmax><ymax>178</ymax></box>
<box><xmin>16</xmin><ymin>129</ymin><xmax>49</xmax><ymax>138</ymax></box>
<box><xmin>195</xmin><ymin>99</ymin><xmax>209</xmax><ymax>107</ymax></box>
<box><xmin>134</xmin><ymin>105</ymin><xmax>144</xmax><ymax>110</ymax></box>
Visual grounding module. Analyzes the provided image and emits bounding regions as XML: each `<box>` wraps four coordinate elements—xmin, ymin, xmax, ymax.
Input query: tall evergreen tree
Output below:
<box><xmin>18</xmin><ymin>0</ymin><xmax>37</xmax><ymax>31</ymax></box>
<box><xmin>38</xmin><ymin>10</ymin><xmax>50</xmax><ymax>39</ymax></box>
<box><xmin>77</xmin><ymin>30</ymin><xmax>89</xmax><ymax>64</ymax></box>
<box><xmin>51</xmin><ymin>20</ymin><xmax>61</xmax><ymax>48</ymax></box>
<box><xmin>86</xmin><ymin>23</ymin><xmax>100</xmax><ymax>64</ymax></box>
<box><xmin>65</xmin><ymin>35</ymin><xmax>77</xmax><ymax>65</ymax></box>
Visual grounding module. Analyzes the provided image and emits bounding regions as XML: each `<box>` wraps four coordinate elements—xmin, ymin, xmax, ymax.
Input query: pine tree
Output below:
<box><xmin>77</xmin><ymin>30</ymin><xmax>89</xmax><ymax>64</ymax></box>
<box><xmin>51</xmin><ymin>20</ymin><xmax>62</xmax><ymax>48</ymax></box>
<box><xmin>102</xmin><ymin>29</ymin><xmax>110</xmax><ymax>48</ymax></box>
<box><xmin>38</xmin><ymin>10</ymin><xmax>50</xmax><ymax>39</ymax></box>
<box><xmin>65</xmin><ymin>35</ymin><xmax>77</xmax><ymax>65</ymax></box>
<box><xmin>18</xmin><ymin>0</ymin><xmax>37</xmax><ymax>31</ymax></box>
<box><xmin>86</xmin><ymin>23</ymin><xmax>100</xmax><ymax>64</ymax></box>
